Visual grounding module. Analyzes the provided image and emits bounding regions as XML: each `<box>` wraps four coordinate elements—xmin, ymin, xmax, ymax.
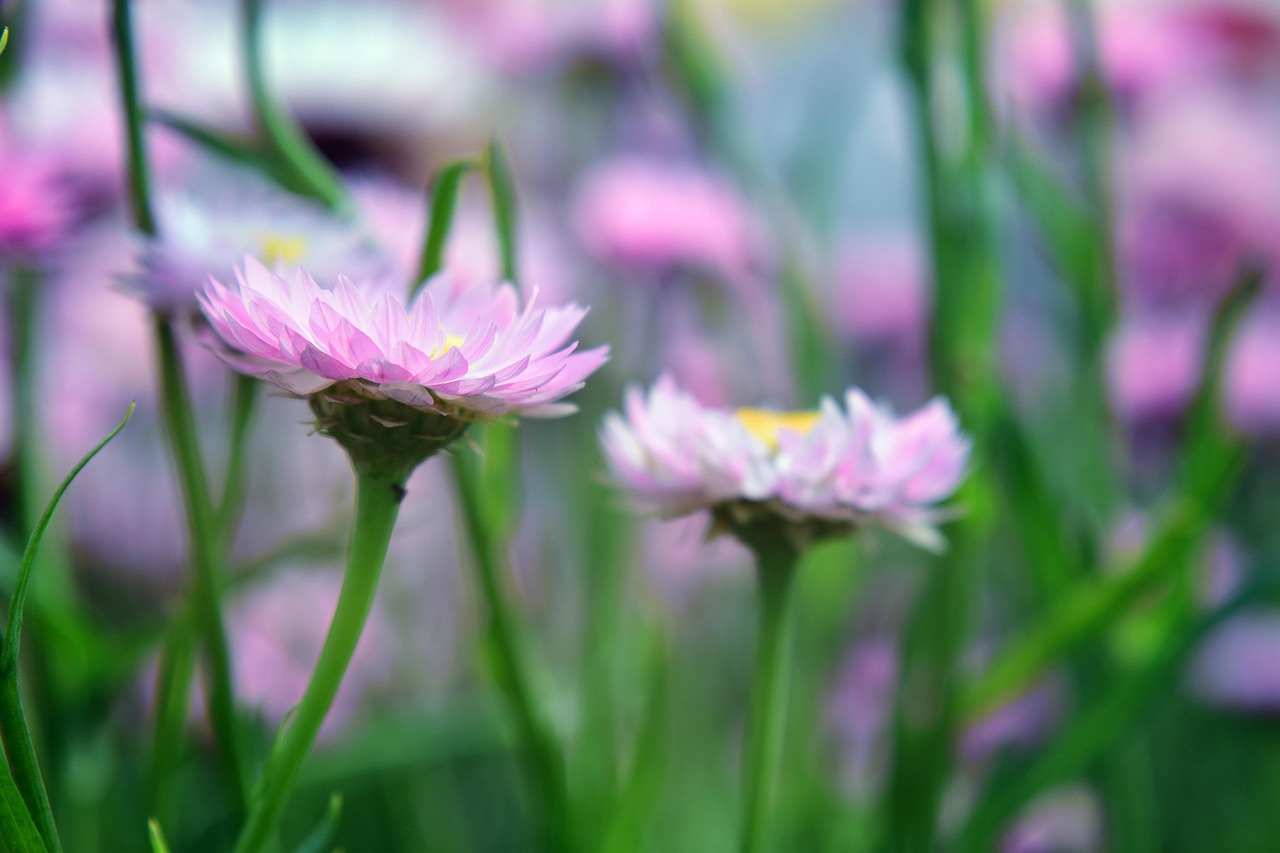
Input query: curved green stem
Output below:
<box><xmin>739</xmin><ymin>540</ymin><xmax>799</xmax><ymax>853</ymax></box>
<box><xmin>234</xmin><ymin>468</ymin><xmax>403</xmax><ymax>853</ymax></box>
<box><xmin>449</xmin><ymin>452</ymin><xmax>571</xmax><ymax>851</ymax></box>
<box><xmin>217</xmin><ymin>374</ymin><xmax>260</xmax><ymax>540</ymax></box>
<box><xmin>154</xmin><ymin>319</ymin><xmax>247</xmax><ymax>816</ymax></box>
<box><xmin>241</xmin><ymin>0</ymin><xmax>346</xmax><ymax>209</ymax></box>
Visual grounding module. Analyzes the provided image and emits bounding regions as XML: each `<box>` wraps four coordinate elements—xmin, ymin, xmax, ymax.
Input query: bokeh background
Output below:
<box><xmin>3</xmin><ymin>0</ymin><xmax>1280</xmax><ymax>850</ymax></box>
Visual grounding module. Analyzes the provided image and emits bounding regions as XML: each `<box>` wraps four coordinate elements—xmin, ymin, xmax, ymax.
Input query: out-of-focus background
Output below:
<box><xmin>3</xmin><ymin>0</ymin><xmax>1280</xmax><ymax>850</ymax></box>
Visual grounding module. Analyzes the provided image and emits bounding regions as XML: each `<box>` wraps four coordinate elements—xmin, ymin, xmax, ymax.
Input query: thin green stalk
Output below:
<box><xmin>739</xmin><ymin>540</ymin><xmax>799</xmax><ymax>853</ymax></box>
<box><xmin>110</xmin><ymin>0</ymin><xmax>156</xmax><ymax>236</ymax></box>
<box><xmin>234</xmin><ymin>468</ymin><xmax>403</xmax><ymax>853</ymax></box>
<box><xmin>154</xmin><ymin>319</ymin><xmax>247</xmax><ymax>816</ymax></box>
<box><xmin>449</xmin><ymin>453</ymin><xmax>571</xmax><ymax>851</ymax></box>
<box><xmin>145</xmin><ymin>607</ymin><xmax>197</xmax><ymax>821</ymax></box>
<box><xmin>217</xmin><ymin>374</ymin><xmax>260</xmax><ymax>540</ymax></box>
<box><xmin>241</xmin><ymin>0</ymin><xmax>346</xmax><ymax>209</ymax></box>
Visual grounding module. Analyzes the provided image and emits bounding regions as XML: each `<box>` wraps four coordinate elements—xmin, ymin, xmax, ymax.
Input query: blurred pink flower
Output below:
<box><xmin>600</xmin><ymin>375</ymin><xmax>970</xmax><ymax>549</ymax></box>
<box><xmin>831</xmin><ymin>232</ymin><xmax>929</xmax><ymax>347</ymax></box>
<box><xmin>200</xmin><ymin>259</ymin><xmax>607</xmax><ymax>417</ymax></box>
<box><xmin>827</xmin><ymin>637</ymin><xmax>898</xmax><ymax>799</ymax></box>
<box><xmin>572</xmin><ymin>157</ymin><xmax>769</xmax><ymax>284</ymax></box>
<box><xmin>228</xmin><ymin>567</ymin><xmax>395</xmax><ymax>739</ymax></box>
<box><xmin>1226</xmin><ymin>306</ymin><xmax>1280</xmax><ymax>435</ymax></box>
<box><xmin>1117</xmin><ymin>93</ymin><xmax>1280</xmax><ymax>306</ymax></box>
<box><xmin>0</xmin><ymin>115</ymin><xmax>77</xmax><ymax>256</ymax></box>
<box><xmin>995</xmin><ymin>0</ymin><xmax>1256</xmax><ymax>115</ymax></box>
<box><xmin>1190</xmin><ymin>612</ymin><xmax>1280</xmax><ymax>714</ymax></box>
<box><xmin>128</xmin><ymin>167</ymin><xmax>393</xmax><ymax>314</ymax></box>
<box><xmin>1106</xmin><ymin>312</ymin><xmax>1205</xmax><ymax>423</ymax></box>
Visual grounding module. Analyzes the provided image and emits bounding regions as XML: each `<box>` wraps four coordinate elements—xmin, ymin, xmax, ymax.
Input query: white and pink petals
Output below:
<box><xmin>199</xmin><ymin>259</ymin><xmax>606</xmax><ymax>418</ymax></box>
<box><xmin>601</xmin><ymin>377</ymin><xmax>971</xmax><ymax>548</ymax></box>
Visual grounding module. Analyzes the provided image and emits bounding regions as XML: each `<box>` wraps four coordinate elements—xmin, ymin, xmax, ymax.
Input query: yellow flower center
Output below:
<box><xmin>735</xmin><ymin>407</ymin><xmax>821</xmax><ymax>451</ymax></box>
<box><xmin>260</xmin><ymin>234</ymin><xmax>309</xmax><ymax>266</ymax></box>
<box><xmin>430</xmin><ymin>333</ymin><xmax>466</xmax><ymax>359</ymax></box>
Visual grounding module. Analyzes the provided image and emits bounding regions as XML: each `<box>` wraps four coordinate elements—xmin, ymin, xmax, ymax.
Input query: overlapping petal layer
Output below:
<box><xmin>601</xmin><ymin>375</ymin><xmax>970</xmax><ymax>548</ymax></box>
<box><xmin>199</xmin><ymin>258</ymin><xmax>608</xmax><ymax>418</ymax></box>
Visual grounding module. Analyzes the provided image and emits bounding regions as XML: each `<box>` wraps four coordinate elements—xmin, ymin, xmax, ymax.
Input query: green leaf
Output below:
<box><xmin>957</xmin><ymin>577</ymin><xmax>1272</xmax><ymax>850</ymax></box>
<box><xmin>483</xmin><ymin>140</ymin><xmax>519</xmax><ymax>283</ymax></box>
<box><xmin>0</xmin><ymin>758</ymin><xmax>44</xmax><ymax>853</ymax></box>
<box><xmin>292</xmin><ymin>794</ymin><xmax>342</xmax><ymax>853</ymax></box>
<box><xmin>146</xmin><ymin>819</ymin><xmax>171</xmax><ymax>853</ymax></box>
<box><xmin>2</xmin><ymin>401</ymin><xmax>134</xmax><ymax>673</ymax></box>
<box><xmin>413</xmin><ymin>159</ymin><xmax>478</xmax><ymax>293</ymax></box>
<box><xmin>0</xmin><ymin>28</ymin><xmax>9</xmax><ymax>58</ymax></box>
<box><xmin>149</xmin><ymin>109</ymin><xmax>268</xmax><ymax>169</ymax></box>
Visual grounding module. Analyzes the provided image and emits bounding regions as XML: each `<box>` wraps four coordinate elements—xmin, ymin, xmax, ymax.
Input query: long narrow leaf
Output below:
<box><xmin>292</xmin><ymin>794</ymin><xmax>342</xmax><ymax>853</ymax></box>
<box><xmin>0</xmin><ymin>756</ymin><xmax>43</xmax><ymax>853</ymax></box>
<box><xmin>147</xmin><ymin>819</ymin><xmax>171</xmax><ymax>853</ymax></box>
<box><xmin>1</xmin><ymin>402</ymin><xmax>134</xmax><ymax>672</ymax></box>
<box><xmin>413</xmin><ymin>159</ymin><xmax>478</xmax><ymax>292</ymax></box>
<box><xmin>483</xmin><ymin>139</ymin><xmax>519</xmax><ymax>283</ymax></box>
<box><xmin>0</xmin><ymin>28</ymin><xmax>9</xmax><ymax>57</ymax></box>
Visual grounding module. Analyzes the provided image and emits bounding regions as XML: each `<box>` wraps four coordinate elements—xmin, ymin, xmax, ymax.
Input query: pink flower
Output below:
<box><xmin>571</xmin><ymin>157</ymin><xmax>769</xmax><ymax>284</ymax></box>
<box><xmin>831</xmin><ymin>232</ymin><xmax>929</xmax><ymax>347</ymax></box>
<box><xmin>0</xmin><ymin>115</ymin><xmax>77</xmax><ymax>256</ymax></box>
<box><xmin>1106</xmin><ymin>312</ymin><xmax>1205</xmax><ymax>423</ymax></box>
<box><xmin>1190</xmin><ymin>612</ymin><xmax>1280</xmax><ymax>714</ymax></box>
<box><xmin>600</xmin><ymin>375</ymin><xmax>970</xmax><ymax>549</ymax></box>
<box><xmin>1225</xmin><ymin>305</ymin><xmax>1280</xmax><ymax>435</ymax></box>
<box><xmin>199</xmin><ymin>258</ymin><xmax>608</xmax><ymax>419</ymax></box>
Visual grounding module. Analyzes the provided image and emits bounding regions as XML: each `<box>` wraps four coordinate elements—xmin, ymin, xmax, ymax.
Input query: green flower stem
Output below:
<box><xmin>217</xmin><ymin>374</ymin><xmax>260</xmax><ymax>540</ymax></box>
<box><xmin>241</xmin><ymin>0</ymin><xmax>346</xmax><ymax>209</ymax></box>
<box><xmin>449</xmin><ymin>453</ymin><xmax>571</xmax><ymax>850</ymax></box>
<box><xmin>234</xmin><ymin>468</ymin><xmax>403</xmax><ymax>853</ymax></box>
<box><xmin>154</xmin><ymin>318</ymin><xmax>247</xmax><ymax>816</ymax></box>
<box><xmin>739</xmin><ymin>539</ymin><xmax>800</xmax><ymax>853</ymax></box>
<box><xmin>110</xmin><ymin>0</ymin><xmax>156</xmax><ymax>236</ymax></box>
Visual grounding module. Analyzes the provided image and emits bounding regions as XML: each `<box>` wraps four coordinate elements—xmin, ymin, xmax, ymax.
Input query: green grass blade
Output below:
<box><xmin>413</xmin><ymin>159</ymin><xmax>478</xmax><ymax>293</ymax></box>
<box><xmin>483</xmin><ymin>139</ymin><xmax>519</xmax><ymax>283</ymax></box>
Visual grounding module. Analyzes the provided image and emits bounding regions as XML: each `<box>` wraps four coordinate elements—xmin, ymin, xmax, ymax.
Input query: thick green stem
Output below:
<box><xmin>110</xmin><ymin>0</ymin><xmax>156</xmax><ymax>236</ymax></box>
<box><xmin>449</xmin><ymin>453</ymin><xmax>571</xmax><ymax>850</ymax></box>
<box><xmin>154</xmin><ymin>319</ymin><xmax>247</xmax><ymax>816</ymax></box>
<box><xmin>234</xmin><ymin>468</ymin><xmax>403</xmax><ymax>853</ymax></box>
<box><xmin>739</xmin><ymin>540</ymin><xmax>799</xmax><ymax>853</ymax></box>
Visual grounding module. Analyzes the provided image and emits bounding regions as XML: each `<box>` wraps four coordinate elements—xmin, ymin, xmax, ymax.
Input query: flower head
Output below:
<box><xmin>600</xmin><ymin>375</ymin><xmax>970</xmax><ymax>550</ymax></box>
<box><xmin>128</xmin><ymin>168</ymin><xmax>392</xmax><ymax>314</ymax></box>
<box><xmin>200</xmin><ymin>259</ymin><xmax>608</xmax><ymax>474</ymax></box>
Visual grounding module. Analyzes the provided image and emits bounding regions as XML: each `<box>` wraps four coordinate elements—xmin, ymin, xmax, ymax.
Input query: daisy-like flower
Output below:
<box><xmin>200</xmin><ymin>258</ymin><xmax>608</xmax><ymax>475</ymax></box>
<box><xmin>128</xmin><ymin>166</ymin><xmax>392</xmax><ymax>314</ymax></box>
<box><xmin>600</xmin><ymin>375</ymin><xmax>970</xmax><ymax>550</ymax></box>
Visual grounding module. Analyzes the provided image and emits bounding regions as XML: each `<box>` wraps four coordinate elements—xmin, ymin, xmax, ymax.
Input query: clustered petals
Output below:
<box><xmin>600</xmin><ymin>375</ymin><xmax>971</xmax><ymax>549</ymax></box>
<box><xmin>199</xmin><ymin>258</ymin><xmax>608</xmax><ymax>419</ymax></box>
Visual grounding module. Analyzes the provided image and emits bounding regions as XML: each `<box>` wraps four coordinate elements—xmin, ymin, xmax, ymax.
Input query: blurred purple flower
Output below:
<box><xmin>1117</xmin><ymin>93</ymin><xmax>1280</xmax><ymax>307</ymax></box>
<box><xmin>601</xmin><ymin>375</ymin><xmax>970</xmax><ymax>549</ymax></box>
<box><xmin>827</xmin><ymin>637</ymin><xmax>898</xmax><ymax>799</ymax></box>
<box><xmin>1001</xmin><ymin>786</ymin><xmax>1104</xmax><ymax>853</ymax></box>
<box><xmin>1190</xmin><ymin>611</ymin><xmax>1280</xmax><ymax>714</ymax></box>
<box><xmin>1106</xmin><ymin>311</ymin><xmax>1205</xmax><ymax>424</ymax></box>
<box><xmin>200</xmin><ymin>259</ymin><xmax>607</xmax><ymax>417</ymax></box>
<box><xmin>961</xmin><ymin>677</ymin><xmax>1065</xmax><ymax>765</ymax></box>
<box><xmin>127</xmin><ymin>167</ymin><xmax>393</xmax><ymax>315</ymax></box>
<box><xmin>572</xmin><ymin>157</ymin><xmax>770</xmax><ymax>285</ymax></box>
